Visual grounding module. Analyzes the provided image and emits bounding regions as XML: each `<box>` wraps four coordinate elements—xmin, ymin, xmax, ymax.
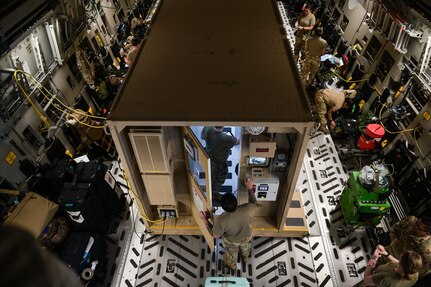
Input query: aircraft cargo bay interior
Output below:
<box><xmin>1</xmin><ymin>0</ymin><xmax>431</xmax><ymax>286</ymax></box>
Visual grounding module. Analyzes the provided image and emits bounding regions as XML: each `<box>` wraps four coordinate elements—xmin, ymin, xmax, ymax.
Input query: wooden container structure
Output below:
<box><xmin>107</xmin><ymin>0</ymin><xmax>313</xmax><ymax>251</ymax></box>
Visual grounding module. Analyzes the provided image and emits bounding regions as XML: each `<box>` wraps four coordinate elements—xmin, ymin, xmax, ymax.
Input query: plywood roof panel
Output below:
<box><xmin>109</xmin><ymin>0</ymin><xmax>312</xmax><ymax>123</ymax></box>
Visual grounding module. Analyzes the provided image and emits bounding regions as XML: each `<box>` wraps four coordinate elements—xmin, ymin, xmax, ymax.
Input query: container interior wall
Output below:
<box><xmin>118</xmin><ymin>124</ymin><xmax>305</xmax><ymax>232</ymax></box>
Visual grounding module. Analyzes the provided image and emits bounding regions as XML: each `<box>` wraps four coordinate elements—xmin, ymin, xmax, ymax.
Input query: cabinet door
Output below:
<box><xmin>183</xmin><ymin>127</ymin><xmax>214</xmax><ymax>252</ymax></box>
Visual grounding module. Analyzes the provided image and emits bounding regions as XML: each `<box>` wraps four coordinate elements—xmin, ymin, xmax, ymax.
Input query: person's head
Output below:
<box><xmin>126</xmin><ymin>35</ymin><xmax>134</xmax><ymax>43</ymax></box>
<box><xmin>214</xmin><ymin>126</ymin><xmax>224</xmax><ymax>132</ymax></box>
<box><xmin>304</xmin><ymin>7</ymin><xmax>311</xmax><ymax>15</ymax></box>
<box><xmin>342</xmin><ymin>90</ymin><xmax>357</xmax><ymax>108</ymax></box>
<box><xmin>342</xmin><ymin>97</ymin><xmax>354</xmax><ymax>109</ymax></box>
<box><xmin>344</xmin><ymin>89</ymin><xmax>357</xmax><ymax>99</ymax></box>
<box><xmin>316</xmin><ymin>27</ymin><xmax>323</xmax><ymax>37</ymax></box>
<box><xmin>399</xmin><ymin>251</ymin><xmax>422</xmax><ymax>280</ymax></box>
<box><xmin>0</xmin><ymin>226</ymin><xmax>50</xmax><ymax>287</ymax></box>
<box><xmin>221</xmin><ymin>193</ymin><xmax>238</xmax><ymax>213</ymax></box>
<box><xmin>131</xmin><ymin>36</ymin><xmax>140</xmax><ymax>46</ymax></box>
<box><xmin>414</xmin><ymin>216</ymin><xmax>431</xmax><ymax>235</ymax></box>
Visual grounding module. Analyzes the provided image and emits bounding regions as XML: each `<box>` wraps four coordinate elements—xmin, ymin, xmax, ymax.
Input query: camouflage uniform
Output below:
<box><xmin>315</xmin><ymin>91</ymin><xmax>329</xmax><ymax>134</ymax></box>
<box><xmin>294</xmin><ymin>34</ymin><xmax>307</xmax><ymax>62</ymax></box>
<box><xmin>201</xmin><ymin>127</ymin><xmax>237</xmax><ymax>196</ymax></box>
<box><xmin>301</xmin><ymin>56</ymin><xmax>321</xmax><ymax>87</ymax></box>
<box><xmin>76</xmin><ymin>48</ymin><xmax>95</xmax><ymax>86</ymax></box>
<box><xmin>314</xmin><ymin>89</ymin><xmax>346</xmax><ymax>134</ymax></box>
<box><xmin>294</xmin><ymin>13</ymin><xmax>316</xmax><ymax>61</ymax></box>
<box><xmin>301</xmin><ymin>36</ymin><xmax>327</xmax><ymax>87</ymax></box>
<box><xmin>212</xmin><ymin>203</ymin><xmax>259</xmax><ymax>270</ymax></box>
<box><xmin>211</xmin><ymin>161</ymin><xmax>228</xmax><ymax>197</ymax></box>
<box><xmin>387</xmin><ymin>216</ymin><xmax>431</xmax><ymax>277</ymax></box>
<box><xmin>371</xmin><ymin>263</ymin><xmax>419</xmax><ymax>287</ymax></box>
<box><xmin>65</xmin><ymin>109</ymin><xmax>103</xmax><ymax>149</ymax></box>
<box><xmin>222</xmin><ymin>236</ymin><xmax>252</xmax><ymax>269</ymax></box>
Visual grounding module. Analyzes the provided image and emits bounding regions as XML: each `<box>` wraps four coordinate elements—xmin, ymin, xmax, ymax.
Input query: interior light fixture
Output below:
<box><xmin>245</xmin><ymin>126</ymin><xmax>266</xmax><ymax>135</ymax></box>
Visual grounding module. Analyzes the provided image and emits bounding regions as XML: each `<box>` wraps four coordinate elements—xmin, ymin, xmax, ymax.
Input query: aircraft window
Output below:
<box><xmin>340</xmin><ymin>15</ymin><xmax>349</xmax><ymax>31</ymax></box>
<box><xmin>376</xmin><ymin>51</ymin><xmax>395</xmax><ymax>81</ymax></box>
<box><xmin>364</xmin><ymin>35</ymin><xmax>382</xmax><ymax>63</ymax></box>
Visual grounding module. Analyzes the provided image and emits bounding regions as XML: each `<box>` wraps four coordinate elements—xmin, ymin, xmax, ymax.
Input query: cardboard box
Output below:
<box><xmin>4</xmin><ymin>192</ymin><xmax>58</xmax><ymax>237</ymax></box>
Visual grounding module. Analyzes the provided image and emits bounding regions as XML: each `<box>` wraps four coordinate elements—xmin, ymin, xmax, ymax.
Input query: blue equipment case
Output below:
<box><xmin>205</xmin><ymin>277</ymin><xmax>250</xmax><ymax>287</ymax></box>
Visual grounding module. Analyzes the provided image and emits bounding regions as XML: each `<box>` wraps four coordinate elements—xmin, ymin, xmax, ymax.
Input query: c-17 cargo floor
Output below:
<box><xmin>110</xmin><ymin>132</ymin><xmax>373</xmax><ymax>287</ymax></box>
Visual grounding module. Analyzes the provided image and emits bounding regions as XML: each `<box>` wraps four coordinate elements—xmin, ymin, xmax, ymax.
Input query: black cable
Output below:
<box><xmin>147</xmin><ymin>216</ymin><xmax>166</xmax><ymax>241</ymax></box>
<box><xmin>118</xmin><ymin>174</ymin><xmax>152</xmax><ymax>241</ymax></box>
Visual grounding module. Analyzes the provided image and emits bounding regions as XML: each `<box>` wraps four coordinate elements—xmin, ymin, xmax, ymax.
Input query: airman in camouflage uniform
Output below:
<box><xmin>301</xmin><ymin>27</ymin><xmax>327</xmax><ymax>87</ymax></box>
<box><xmin>199</xmin><ymin>179</ymin><xmax>259</xmax><ymax>271</ymax></box>
<box><xmin>201</xmin><ymin>126</ymin><xmax>239</xmax><ymax>200</ymax></box>
<box><xmin>294</xmin><ymin>7</ymin><xmax>316</xmax><ymax>62</ymax></box>
<box><xmin>315</xmin><ymin>89</ymin><xmax>356</xmax><ymax>134</ymax></box>
<box><xmin>386</xmin><ymin>216</ymin><xmax>431</xmax><ymax>278</ymax></box>
<box><xmin>76</xmin><ymin>47</ymin><xmax>95</xmax><ymax>87</ymax></box>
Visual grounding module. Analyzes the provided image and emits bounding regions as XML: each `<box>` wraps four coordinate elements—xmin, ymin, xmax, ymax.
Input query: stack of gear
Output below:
<box><xmin>29</xmin><ymin>160</ymin><xmax>122</xmax><ymax>231</ymax></box>
<box><xmin>54</xmin><ymin>160</ymin><xmax>122</xmax><ymax>285</ymax></box>
<box><xmin>39</xmin><ymin>216</ymin><xmax>70</xmax><ymax>249</ymax></box>
<box><xmin>29</xmin><ymin>159</ymin><xmax>77</xmax><ymax>202</ymax></box>
<box><xmin>331</xmin><ymin>117</ymin><xmax>357</xmax><ymax>138</ymax></box>
<box><xmin>57</xmin><ymin>160</ymin><xmax>122</xmax><ymax>233</ymax></box>
<box><xmin>66</xmin><ymin>109</ymin><xmax>104</xmax><ymax>153</ymax></box>
<box><xmin>7</xmin><ymin>162</ymin><xmax>120</xmax><ymax>285</ymax></box>
<box><xmin>340</xmin><ymin>164</ymin><xmax>391</xmax><ymax>226</ymax></box>
<box><xmin>3</xmin><ymin>192</ymin><xmax>70</xmax><ymax>258</ymax></box>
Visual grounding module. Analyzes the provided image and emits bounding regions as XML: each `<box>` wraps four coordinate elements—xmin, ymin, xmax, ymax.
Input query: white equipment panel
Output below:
<box><xmin>253</xmin><ymin>175</ymin><xmax>279</xmax><ymax>201</ymax></box>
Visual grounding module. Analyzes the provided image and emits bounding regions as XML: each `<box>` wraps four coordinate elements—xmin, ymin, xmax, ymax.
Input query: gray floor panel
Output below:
<box><xmin>308</xmin><ymin>236</ymin><xmax>333</xmax><ymax>286</ymax></box>
<box><xmin>250</xmin><ymin>237</ymin><xmax>316</xmax><ymax>286</ymax></box>
<box><xmin>303</xmin><ymin>132</ymin><xmax>373</xmax><ymax>287</ymax></box>
<box><xmin>107</xmin><ymin>160</ymin><xmax>146</xmax><ymax>287</ymax></box>
<box><xmin>134</xmin><ymin>235</ymin><xmax>322</xmax><ymax>286</ymax></box>
<box><xmin>298</xmin><ymin>166</ymin><xmax>322</xmax><ymax>236</ymax></box>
